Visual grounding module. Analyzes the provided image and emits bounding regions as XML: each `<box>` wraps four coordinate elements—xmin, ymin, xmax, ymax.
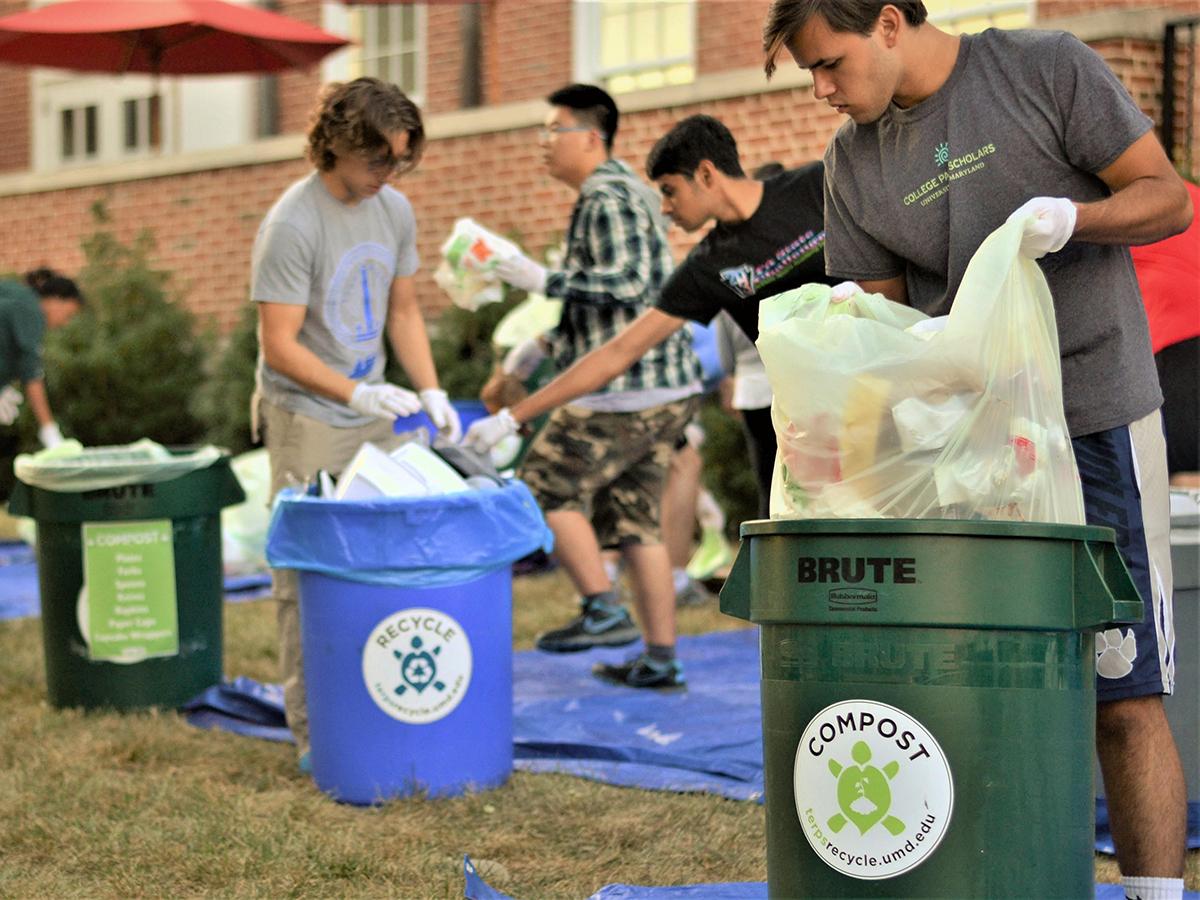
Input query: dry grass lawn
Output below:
<box><xmin>0</xmin><ymin>566</ymin><xmax>1194</xmax><ymax>896</ymax></box>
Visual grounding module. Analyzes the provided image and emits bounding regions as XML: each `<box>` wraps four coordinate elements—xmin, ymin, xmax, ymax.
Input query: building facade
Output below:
<box><xmin>0</xmin><ymin>0</ymin><xmax>1196</xmax><ymax>334</ymax></box>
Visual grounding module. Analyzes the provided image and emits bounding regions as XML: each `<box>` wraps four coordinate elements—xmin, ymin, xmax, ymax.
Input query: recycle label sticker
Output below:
<box><xmin>361</xmin><ymin>608</ymin><xmax>472</xmax><ymax>724</ymax></box>
<box><xmin>794</xmin><ymin>699</ymin><xmax>953</xmax><ymax>880</ymax></box>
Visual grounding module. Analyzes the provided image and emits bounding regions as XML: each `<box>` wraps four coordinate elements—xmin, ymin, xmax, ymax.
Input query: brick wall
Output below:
<box><xmin>697</xmin><ymin>0</ymin><xmax>774</xmax><ymax>74</ymax></box>
<box><xmin>425</xmin><ymin>3</ymin><xmax>463</xmax><ymax>114</ymax></box>
<box><xmin>1039</xmin><ymin>0</ymin><xmax>1199</xmax><ymax>17</ymax></box>
<box><xmin>483</xmin><ymin>0</ymin><xmax>572</xmax><ymax>105</ymax></box>
<box><xmin>0</xmin><ymin>0</ymin><xmax>32</xmax><ymax>174</ymax></box>
<box><xmin>0</xmin><ymin>0</ymin><xmax>1193</xmax><ymax>337</ymax></box>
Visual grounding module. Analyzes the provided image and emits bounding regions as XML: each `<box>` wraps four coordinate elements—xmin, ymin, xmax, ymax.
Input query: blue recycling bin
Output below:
<box><xmin>266</xmin><ymin>480</ymin><xmax>552</xmax><ymax>805</ymax></box>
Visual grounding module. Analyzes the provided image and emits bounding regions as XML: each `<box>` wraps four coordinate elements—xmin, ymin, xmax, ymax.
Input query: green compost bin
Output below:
<box><xmin>719</xmin><ymin>518</ymin><xmax>1143</xmax><ymax>898</ymax></box>
<box><xmin>8</xmin><ymin>450</ymin><xmax>244</xmax><ymax>711</ymax></box>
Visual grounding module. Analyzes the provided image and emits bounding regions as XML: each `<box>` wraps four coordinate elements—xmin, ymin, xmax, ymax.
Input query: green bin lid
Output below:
<box><xmin>740</xmin><ymin>516</ymin><xmax>1115</xmax><ymax>543</ymax></box>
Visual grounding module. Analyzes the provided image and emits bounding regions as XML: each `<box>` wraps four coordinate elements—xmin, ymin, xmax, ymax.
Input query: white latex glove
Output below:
<box><xmin>348</xmin><ymin>382</ymin><xmax>422</xmax><ymax>420</ymax></box>
<box><xmin>494</xmin><ymin>252</ymin><xmax>548</xmax><ymax>295</ymax></box>
<box><xmin>0</xmin><ymin>386</ymin><xmax>22</xmax><ymax>426</ymax></box>
<box><xmin>1006</xmin><ymin>197</ymin><xmax>1077</xmax><ymax>259</ymax></box>
<box><xmin>830</xmin><ymin>281</ymin><xmax>863</xmax><ymax>303</ymax></box>
<box><xmin>501</xmin><ymin>337</ymin><xmax>548</xmax><ymax>380</ymax></box>
<box><xmin>38</xmin><ymin>421</ymin><xmax>63</xmax><ymax>448</ymax></box>
<box><xmin>463</xmin><ymin>408</ymin><xmax>519</xmax><ymax>453</ymax></box>
<box><xmin>419</xmin><ymin>388</ymin><xmax>462</xmax><ymax>443</ymax></box>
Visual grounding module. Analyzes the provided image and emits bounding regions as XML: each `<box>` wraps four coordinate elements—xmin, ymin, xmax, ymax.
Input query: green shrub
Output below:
<box><xmin>392</xmin><ymin>291</ymin><xmax>523</xmax><ymax>402</ymax></box>
<box><xmin>698</xmin><ymin>395</ymin><xmax>760</xmax><ymax>538</ymax></box>
<box><xmin>43</xmin><ymin>207</ymin><xmax>208</xmax><ymax>447</ymax></box>
<box><xmin>194</xmin><ymin>302</ymin><xmax>259</xmax><ymax>456</ymax></box>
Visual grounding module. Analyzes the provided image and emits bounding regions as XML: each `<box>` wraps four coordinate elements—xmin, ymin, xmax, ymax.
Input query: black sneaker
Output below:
<box><xmin>592</xmin><ymin>653</ymin><xmax>687</xmax><ymax>691</ymax></box>
<box><xmin>535</xmin><ymin>600</ymin><xmax>640</xmax><ymax>653</ymax></box>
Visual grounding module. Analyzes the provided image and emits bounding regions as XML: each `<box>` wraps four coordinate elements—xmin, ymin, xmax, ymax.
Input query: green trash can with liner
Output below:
<box><xmin>8</xmin><ymin>441</ymin><xmax>244</xmax><ymax>710</ymax></box>
<box><xmin>720</xmin><ymin>518</ymin><xmax>1143</xmax><ymax>898</ymax></box>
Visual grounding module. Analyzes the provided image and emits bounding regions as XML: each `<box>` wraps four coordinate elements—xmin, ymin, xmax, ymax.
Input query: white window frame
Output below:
<box><xmin>572</xmin><ymin>0</ymin><xmax>697</xmax><ymax>95</ymax></box>
<box><xmin>321</xmin><ymin>2</ymin><xmax>427</xmax><ymax>106</ymax></box>
<box><xmin>32</xmin><ymin>70</ymin><xmax>166</xmax><ymax>172</ymax></box>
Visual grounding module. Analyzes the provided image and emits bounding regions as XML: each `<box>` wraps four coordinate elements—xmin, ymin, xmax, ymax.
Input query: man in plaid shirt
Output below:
<box><xmin>468</xmin><ymin>83</ymin><xmax>702</xmax><ymax>690</ymax></box>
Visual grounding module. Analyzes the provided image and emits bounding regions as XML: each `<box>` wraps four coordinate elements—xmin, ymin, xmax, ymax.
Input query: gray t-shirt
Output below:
<box><xmin>251</xmin><ymin>173</ymin><xmax>419</xmax><ymax>426</ymax></box>
<box><xmin>824</xmin><ymin>28</ymin><xmax>1160</xmax><ymax>437</ymax></box>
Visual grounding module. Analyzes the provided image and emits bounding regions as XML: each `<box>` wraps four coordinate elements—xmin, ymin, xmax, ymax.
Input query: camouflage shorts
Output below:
<box><xmin>518</xmin><ymin>398</ymin><xmax>698</xmax><ymax>548</ymax></box>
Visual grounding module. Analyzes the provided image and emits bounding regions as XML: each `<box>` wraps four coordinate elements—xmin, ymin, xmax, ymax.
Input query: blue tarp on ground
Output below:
<box><xmin>0</xmin><ymin>541</ymin><xmax>270</xmax><ymax>621</ymax></box>
<box><xmin>511</xmin><ymin>629</ymin><xmax>763</xmax><ymax>801</ymax></box>
<box><xmin>462</xmin><ymin>855</ymin><xmax>1181</xmax><ymax>900</ymax></box>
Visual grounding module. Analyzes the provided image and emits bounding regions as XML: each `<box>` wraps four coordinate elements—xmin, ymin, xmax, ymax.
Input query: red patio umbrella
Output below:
<box><xmin>0</xmin><ymin>0</ymin><xmax>349</xmax><ymax>75</ymax></box>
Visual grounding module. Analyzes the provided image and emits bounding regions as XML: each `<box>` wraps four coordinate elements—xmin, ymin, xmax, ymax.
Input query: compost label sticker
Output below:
<box><xmin>81</xmin><ymin>519</ymin><xmax>179</xmax><ymax>664</ymax></box>
<box><xmin>362</xmin><ymin>608</ymin><xmax>472</xmax><ymax>724</ymax></box>
<box><xmin>794</xmin><ymin>699</ymin><xmax>953</xmax><ymax>880</ymax></box>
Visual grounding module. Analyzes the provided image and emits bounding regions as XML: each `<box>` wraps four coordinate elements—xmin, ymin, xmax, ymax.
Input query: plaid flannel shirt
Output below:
<box><xmin>543</xmin><ymin>159</ymin><xmax>701</xmax><ymax>394</ymax></box>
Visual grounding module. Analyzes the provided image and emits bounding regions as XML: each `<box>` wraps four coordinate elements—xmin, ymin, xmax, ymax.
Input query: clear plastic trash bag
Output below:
<box><xmin>756</xmin><ymin>217</ymin><xmax>1084</xmax><ymax>524</ymax></box>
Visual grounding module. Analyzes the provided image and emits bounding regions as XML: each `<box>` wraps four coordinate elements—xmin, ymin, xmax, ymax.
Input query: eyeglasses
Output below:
<box><xmin>364</xmin><ymin>153</ymin><xmax>406</xmax><ymax>175</ymax></box>
<box><xmin>537</xmin><ymin>125</ymin><xmax>596</xmax><ymax>142</ymax></box>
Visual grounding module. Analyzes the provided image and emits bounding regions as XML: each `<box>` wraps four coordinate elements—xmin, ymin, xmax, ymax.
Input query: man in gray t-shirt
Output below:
<box><xmin>763</xmin><ymin>0</ymin><xmax>1193</xmax><ymax>891</ymax></box>
<box><xmin>251</xmin><ymin>77</ymin><xmax>461</xmax><ymax>763</ymax></box>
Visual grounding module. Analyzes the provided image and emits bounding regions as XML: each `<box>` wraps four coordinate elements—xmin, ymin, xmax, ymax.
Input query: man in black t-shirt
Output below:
<box><xmin>467</xmin><ymin>115</ymin><xmax>838</xmax><ymax>511</ymax></box>
<box><xmin>653</xmin><ymin>120</ymin><xmax>832</xmax><ymax>341</ymax></box>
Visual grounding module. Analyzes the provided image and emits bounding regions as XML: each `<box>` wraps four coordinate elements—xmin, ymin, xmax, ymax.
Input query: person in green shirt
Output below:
<box><xmin>0</xmin><ymin>268</ymin><xmax>84</xmax><ymax>448</ymax></box>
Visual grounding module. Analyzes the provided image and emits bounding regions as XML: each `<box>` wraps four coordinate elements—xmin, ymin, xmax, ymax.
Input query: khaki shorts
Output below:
<box><xmin>258</xmin><ymin>395</ymin><xmax>406</xmax><ymax>754</ymax></box>
<box><xmin>518</xmin><ymin>398</ymin><xmax>697</xmax><ymax>548</ymax></box>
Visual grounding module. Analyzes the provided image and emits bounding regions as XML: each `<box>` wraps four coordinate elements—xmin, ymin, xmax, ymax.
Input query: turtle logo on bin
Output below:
<box><xmin>362</xmin><ymin>608</ymin><xmax>472</xmax><ymax>724</ymax></box>
<box><xmin>794</xmin><ymin>699</ymin><xmax>953</xmax><ymax>880</ymax></box>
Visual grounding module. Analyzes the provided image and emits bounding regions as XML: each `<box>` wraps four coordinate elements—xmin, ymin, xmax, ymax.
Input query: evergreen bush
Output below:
<box><xmin>194</xmin><ymin>302</ymin><xmax>259</xmax><ymax>456</ymax></box>
<box><xmin>698</xmin><ymin>395</ymin><xmax>760</xmax><ymax>538</ymax></box>
<box><xmin>43</xmin><ymin>204</ymin><xmax>208</xmax><ymax>447</ymax></box>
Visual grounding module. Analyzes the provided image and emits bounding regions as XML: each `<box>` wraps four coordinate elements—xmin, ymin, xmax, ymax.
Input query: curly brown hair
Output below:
<box><xmin>306</xmin><ymin>77</ymin><xmax>425</xmax><ymax>175</ymax></box>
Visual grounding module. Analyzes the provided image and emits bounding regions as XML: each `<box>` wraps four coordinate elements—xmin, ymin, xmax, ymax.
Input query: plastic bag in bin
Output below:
<box><xmin>757</xmin><ymin>216</ymin><xmax>1084</xmax><ymax>525</ymax></box>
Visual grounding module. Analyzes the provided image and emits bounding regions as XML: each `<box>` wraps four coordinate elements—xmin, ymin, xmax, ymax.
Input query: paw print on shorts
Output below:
<box><xmin>1095</xmin><ymin>628</ymin><xmax>1137</xmax><ymax>680</ymax></box>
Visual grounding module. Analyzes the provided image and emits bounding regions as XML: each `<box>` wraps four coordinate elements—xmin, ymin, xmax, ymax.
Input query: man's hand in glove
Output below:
<box><xmin>462</xmin><ymin>408</ymin><xmax>519</xmax><ymax>454</ymax></box>
<box><xmin>348</xmin><ymin>382</ymin><xmax>422</xmax><ymax>420</ymax></box>
<box><xmin>0</xmin><ymin>386</ymin><xmax>22</xmax><ymax>426</ymax></box>
<box><xmin>38</xmin><ymin>421</ymin><xmax>64</xmax><ymax>448</ymax></box>
<box><xmin>1007</xmin><ymin>197</ymin><xmax>1077</xmax><ymax>259</ymax></box>
<box><xmin>419</xmin><ymin>388</ymin><xmax>462</xmax><ymax>443</ymax></box>
<box><xmin>494</xmin><ymin>252</ymin><xmax>548</xmax><ymax>295</ymax></box>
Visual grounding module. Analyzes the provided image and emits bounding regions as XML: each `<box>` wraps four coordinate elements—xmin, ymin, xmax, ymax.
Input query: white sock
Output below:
<box><xmin>1122</xmin><ymin>876</ymin><xmax>1184</xmax><ymax>900</ymax></box>
<box><xmin>672</xmin><ymin>567</ymin><xmax>690</xmax><ymax>594</ymax></box>
<box><xmin>695</xmin><ymin>488</ymin><xmax>725</xmax><ymax>531</ymax></box>
<box><xmin>602</xmin><ymin>557</ymin><xmax>621</xmax><ymax>584</ymax></box>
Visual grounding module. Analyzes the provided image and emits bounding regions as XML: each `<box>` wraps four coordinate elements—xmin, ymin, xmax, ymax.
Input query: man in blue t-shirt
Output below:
<box><xmin>763</xmin><ymin>0</ymin><xmax>1193</xmax><ymax>892</ymax></box>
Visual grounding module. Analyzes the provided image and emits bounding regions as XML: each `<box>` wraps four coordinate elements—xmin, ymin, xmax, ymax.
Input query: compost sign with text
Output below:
<box><xmin>794</xmin><ymin>699</ymin><xmax>953</xmax><ymax>879</ymax></box>
<box><xmin>82</xmin><ymin>520</ymin><xmax>179</xmax><ymax>663</ymax></box>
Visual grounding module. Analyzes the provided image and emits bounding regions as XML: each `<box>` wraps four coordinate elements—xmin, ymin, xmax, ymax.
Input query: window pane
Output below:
<box><xmin>665</xmin><ymin>62</ymin><xmax>693</xmax><ymax>85</ymax></box>
<box><xmin>84</xmin><ymin>105</ymin><xmax>98</xmax><ymax>156</ymax></box>
<box><xmin>400</xmin><ymin>6</ymin><xmax>415</xmax><ymax>44</ymax></box>
<box><xmin>61</xmin><ymin>108</ymin><xmax>74</xmax><ymax>159</ymax></box>
<box><xmin>376</xmin><ymin>6</ymin><xmax>390</xmax><ymax>44</ymax></box>
<box><xmin>600</xmin><ymin>11</ymin><xmax>627</xmax><ymax>69</ymax></box>
<box><xmin>124</xmin><ymin>98</ymin><xmax>138</xmax><ymax>150</ymax></box>
<box><xmin>592</xmin><ymin>0</ymin><xmax>695</xmax><ymax>94</ymax></box>
<box><xmin>609</xmin><ymin>73</ymin><xmax>637</xmax><ymax>95</ymax></box>
<box><xmin>632</xmin><ymin>5</ymin><xmax>658</xmax><ymax>62</ymax></box>
<box><xmin>401</xmin><ymin>52</ymin><xmax>415</xmax><ymax>93</ymax></box>
<box><xmin>661</xmin><ymin>3</ymin><xmax>690</xmax><ymax>58</ymax></box>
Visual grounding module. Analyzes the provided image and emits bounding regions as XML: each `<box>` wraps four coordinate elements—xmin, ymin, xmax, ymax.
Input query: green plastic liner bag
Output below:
<box><xmin>756</xmin><ymin>216</ymin><xmax>1084</xmax><ymax>524</ymax></box>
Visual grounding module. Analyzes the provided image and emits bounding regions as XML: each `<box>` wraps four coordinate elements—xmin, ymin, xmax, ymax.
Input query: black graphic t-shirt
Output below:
<box><xmin>657</xmin><ymin>162</ymin><xmax>835</xmax><ymax>341</ymax></box>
